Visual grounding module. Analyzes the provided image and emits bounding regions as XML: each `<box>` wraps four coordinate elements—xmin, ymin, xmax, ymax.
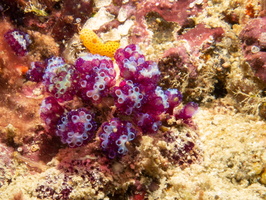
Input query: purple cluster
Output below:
<box><xmin>115</xmin><ymin>44</ymin><xmax>160</xmax><ymax>86</ymax></box>
<box><xmin>26</xmin><ymin>61</ymin><xmax>46</xmax><ymax>82</ymax></box>
<box><xmin>40</xmin><ymin>96</ymin><xmax>64</xmax><ymax>136</ymax></box>
<box><xmin>56</xmin><ymin>108</ymin><xmax>97</xmax><ymax>147</ymax></box>
<box><xmin>4</xmin><ymin>29</ymin><xmax>32</xmax><ymax>56</ymax></box>
<box><xmin>113</xmin><ymin>80</ymin><xmax>144</xmax><ymax>115</ymax></box>
<box><xmin>42</xmin><ymin>57</ymin><xmax>76</xmax><ymax>102</ymax></box>
<box><xmin>99</xmin><ymin>118</ymin><xmax>137</xmax><ymax>158</ymax></box>
<box><xmin>113</xmin><ymin>44</ymin><xmax>187</xmax><ymax>134</ymax></box>
<box><xmin>73</xmin><ymin>54</ymin><xmax>116</xmax><ymax>103</ymax></box>
<box><xmin>27</xmin><ymin>44</ymin><xmax>198</xmax><ymax>158</ymax></box>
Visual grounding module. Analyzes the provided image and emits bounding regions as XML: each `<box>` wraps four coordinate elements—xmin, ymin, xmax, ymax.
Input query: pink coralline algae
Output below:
<box><xmin>160</xmin><ymin>24</ymin><xmax>224</xmax><ymax>79</ymax></box>
<box><xmin>240</xmin><ymin>17</ymin><xmax>266</xmax><ymax>82</ymax></box>
<box><xmin>101</xmin><ymin>0</ymin><xmax>206</xmax><ymax>44</ymax></box>
<box><xmin>27</xmin><ymin>44</ymin><xmax>198</xmax><ymax>158</ymax></box>
<box><xmin>138</xmin><ymin>0</ymin><xmax>204</xmax><ymax>25</ymax></box>
<box><xmin>4</xmin><ymin>29</ymin><xmax>32</xmax><ymax>56</ymax></box>
<box><xmin>158</xmin><ymin>24</ymin><xmax>224</xmax><ymax>103</ymax></box>
<box><xmin>130</xmin><ymin>0</ymin><xmax>206</xmax><ymax>43</ymax></box>
<box><xmin>177</xmin><ymin>24</ymin><xmax>224</xmax><ymax>57</ymax></box>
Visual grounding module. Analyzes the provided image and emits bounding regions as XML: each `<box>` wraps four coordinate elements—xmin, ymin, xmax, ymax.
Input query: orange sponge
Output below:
<box><xmin>99</xmin><ymin>41</ymin><xmax>120</xmax><ymax>58</ymax></box>
<box><xmin>80</xmin><ymin>28</ymin><xmax>120</xmax><ymax>58</ymax></box>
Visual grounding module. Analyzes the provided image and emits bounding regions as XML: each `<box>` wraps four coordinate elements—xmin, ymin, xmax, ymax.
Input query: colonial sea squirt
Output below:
<box><xmin>27</xmin><ymin>42</ymin><xmax>198</xmax><ymax>158</ymax></box>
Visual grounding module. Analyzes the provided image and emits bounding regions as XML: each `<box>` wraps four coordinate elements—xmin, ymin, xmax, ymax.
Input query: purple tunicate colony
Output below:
<box><xmin>27</xmin><ymin>44</ymin><xmax>198</xmax><ymax>158</ymax></box>
<box><xmin>56</xmin><ymin>108</ymin><xmax>97</xmax><ymax>148</ymax></box>
<box><xmin>26</xmin><ymin>61</ymin><xmax>46</xmax><ymax>82</ymax></box>
<box><xmin>40</xmin><ymin>96</ymin><xmax>64</xmax><ymax>135</ymax></box>
<box><xmin>99</xmin><ymin>118</ymin><xmax>137</xmax><ymax>158</ymax></box>
<box><xmin>73</xmin><ymin>54</ymin><xmax>116</xmax><ymax>103</ymax></box>
<box><xmin>42</xmin><ymin>57</ymin><xmax>76</xmax><ymax>102</ymax></box>
<box><xmin>4</xmin><ymin>29</ymin><xmax>32</xmax><ymax>56</ymax></box>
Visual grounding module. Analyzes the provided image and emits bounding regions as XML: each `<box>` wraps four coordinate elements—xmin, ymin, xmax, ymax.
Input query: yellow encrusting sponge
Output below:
<box><xmin>79</xmin><ymin>28</ymin><xmax>120</xmax><ymax>58</ymax></box>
